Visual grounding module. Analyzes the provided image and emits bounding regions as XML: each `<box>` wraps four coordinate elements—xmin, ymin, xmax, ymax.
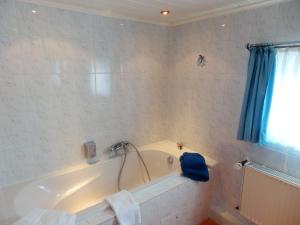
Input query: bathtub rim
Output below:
<box><xmin>0</xmin><ymin>140</ymin><xmax>217</xmax><ymax>190</ymax></box>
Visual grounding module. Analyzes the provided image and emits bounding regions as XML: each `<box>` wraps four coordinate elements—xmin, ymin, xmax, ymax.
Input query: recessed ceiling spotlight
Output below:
<box><xmin>160</xmin><ymin>10</ymin><xmax>170</xmax><ymax>16</ymax></box>
<box><xmin>32</xmin><ymin>9</ymin><xmax>37</xmax><ymax>14</ymax></box>
<box><xmin>221</xmin><ymin>23</ymin><xmax>226</xmax><ymax>27</ymax></box>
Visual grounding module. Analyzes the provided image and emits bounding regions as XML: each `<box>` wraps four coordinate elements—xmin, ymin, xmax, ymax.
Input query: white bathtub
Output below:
<box><xmin>0</xmin><ymin>141</ymin><xmax>217</xmax><ymax>225</ymax></box>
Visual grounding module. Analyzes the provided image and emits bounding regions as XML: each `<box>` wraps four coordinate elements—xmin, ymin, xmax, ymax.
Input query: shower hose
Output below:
<box><xmin>117</xmin><ymin>142</ymin><xmax>151</xmax><ymax>191</ymax></box>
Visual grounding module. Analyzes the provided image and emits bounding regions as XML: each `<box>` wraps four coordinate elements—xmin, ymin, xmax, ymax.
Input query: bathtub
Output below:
<box><xmin>0</xmin><ymin>141</ymin><xmax>217</xmax><ymax>225</ymax></box>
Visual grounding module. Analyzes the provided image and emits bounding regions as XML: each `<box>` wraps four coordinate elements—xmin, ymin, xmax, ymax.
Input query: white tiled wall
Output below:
<box><xmin>167</xmin><ymin>0</ymin><xmax>300</xmax><ymax>210</ymax></box>
<box><xmin>0</xmin><ymin>0</ymin><xmax>169</xmax><ymax>187</ymax></box>
<box><xmin>1</xmin><ymin>0</ymin><xmax>300</xmax><ymax>217</ymax></box>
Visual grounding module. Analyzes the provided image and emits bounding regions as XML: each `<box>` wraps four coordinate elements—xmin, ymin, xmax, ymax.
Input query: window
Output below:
<box><xmin>263</xmin><ymin>47</ymin><xmax>300</xmax><ymax>153</ymax></box>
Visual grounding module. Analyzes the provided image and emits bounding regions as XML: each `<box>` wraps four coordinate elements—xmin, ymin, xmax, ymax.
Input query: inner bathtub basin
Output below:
<box><xmin>13</xmin><ymin>150</ymin><xmax>180</xmax><ymax>217</ymax></box>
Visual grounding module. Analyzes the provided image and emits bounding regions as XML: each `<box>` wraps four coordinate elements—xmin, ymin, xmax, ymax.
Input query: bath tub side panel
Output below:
<box><xmin>93</xmin><ymin>179</ymin><xmax>212</xmax><ymax>225</ymax></box>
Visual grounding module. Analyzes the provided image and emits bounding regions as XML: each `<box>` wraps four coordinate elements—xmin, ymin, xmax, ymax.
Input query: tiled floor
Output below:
<box><xmin>200</xmin><ymin>218</ymin><xmax>219</xmax><ymax>225</ymax></box>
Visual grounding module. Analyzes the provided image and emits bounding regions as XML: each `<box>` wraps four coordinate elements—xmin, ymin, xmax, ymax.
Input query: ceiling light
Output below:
<box><xmin>221</xmin><ymin>23</ymin><xmax>226</xmax><ymax>27</ymax></box>
<box><xmin>160</xmin><ymin>10</ymin><xmax>170</xmax><ymax>16</ymax></box>
<box><xmin>32</xmin><ymin>10</ymin><xmax>37</xmax><ymax>14</ymax></box>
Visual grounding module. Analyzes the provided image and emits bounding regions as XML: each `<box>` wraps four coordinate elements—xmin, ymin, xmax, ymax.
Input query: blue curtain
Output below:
<box><xmin>237</xmin><ymin>46</ymin><xmax>276</xmax><ymax>143</ymax></box>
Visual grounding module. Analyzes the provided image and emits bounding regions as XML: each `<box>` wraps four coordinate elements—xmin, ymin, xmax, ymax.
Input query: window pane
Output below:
<box><xmin>265</xmin><ymin>47</ymin><xmax>300</xmax><ymax>151</ymax></box>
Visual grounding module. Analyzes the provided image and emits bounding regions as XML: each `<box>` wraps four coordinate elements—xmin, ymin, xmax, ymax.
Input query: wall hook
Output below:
<box><xmin>197</xmin><ymin>54</ymin><xmax>206</xmax><ymax>67</ymax></box>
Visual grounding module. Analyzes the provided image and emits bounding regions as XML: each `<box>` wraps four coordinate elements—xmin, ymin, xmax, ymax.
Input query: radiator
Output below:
<box><xmin>240</xmin><ymin>163</ymin><xmax>300</xmax><ymax>225</ymax></box>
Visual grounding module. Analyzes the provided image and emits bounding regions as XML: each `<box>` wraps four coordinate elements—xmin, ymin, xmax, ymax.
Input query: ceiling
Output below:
<box><xmin>21</xmin><ymin>0</ymin><xmax>284</xmax><ymax>26</ymax></box>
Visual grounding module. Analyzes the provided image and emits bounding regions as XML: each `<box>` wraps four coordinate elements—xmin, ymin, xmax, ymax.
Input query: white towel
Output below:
<box><xmin>105</xmin><ymin>190</ymin><xmax>141</xmax><ymax>225</ymax></box>
<box><xmin>13</xmin><ymin>208</ymin><xmax>76</xmax><ymax>225</ymax></box>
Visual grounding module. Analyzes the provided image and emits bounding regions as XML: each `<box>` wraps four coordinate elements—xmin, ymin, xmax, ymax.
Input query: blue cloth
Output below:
<box><xmin>180</xmin><ymin>152</ymin><xmax>209</xmax><ymax>182</ymax></box>
<box><xmin>237</xmin><ymin>46</ymin><xmax>276</xmax><ymax>143</ymax></box>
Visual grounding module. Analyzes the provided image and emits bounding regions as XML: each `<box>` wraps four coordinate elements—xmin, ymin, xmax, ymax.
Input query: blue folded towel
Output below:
<box><xmin>180</xmin><ymin>152</ymin><xmax>209</xmax><ymax>182</ymax></box>
<box><xmin>180</xmin><ymin>152</ymin><xmax>206</xmax><ymax>169</ymax></box>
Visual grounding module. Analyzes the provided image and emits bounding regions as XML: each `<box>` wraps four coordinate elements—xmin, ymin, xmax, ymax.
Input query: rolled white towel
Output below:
<box><xmin>105</xmin><ymin>190</ymin><xmax>141</xmax><ymax>225</ymax></box>
<box><xmin>14</xmin><ymin>208</ymin><xmax>76</xmax><ymax>225</ymax></box>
